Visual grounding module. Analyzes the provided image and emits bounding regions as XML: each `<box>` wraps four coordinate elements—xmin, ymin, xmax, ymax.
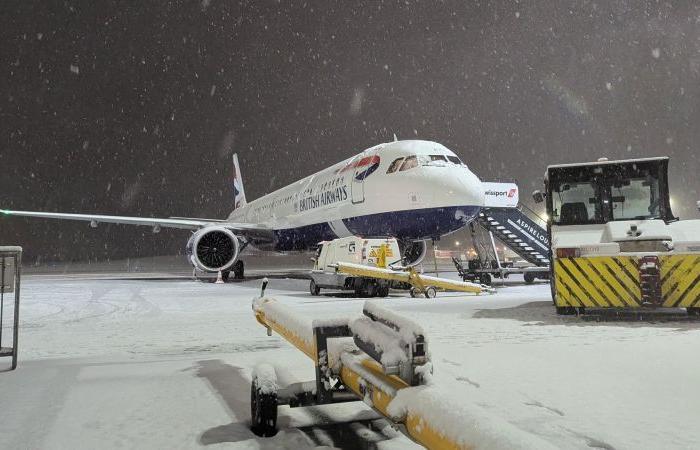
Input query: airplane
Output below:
<box><xmin>1</xmin><ymin>140</ymin><xmax>516</xmax><ymax>280</ymax></box>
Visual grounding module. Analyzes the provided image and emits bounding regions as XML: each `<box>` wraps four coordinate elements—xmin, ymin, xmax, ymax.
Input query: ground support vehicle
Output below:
<box><xmin>534</xmin><ymin>156</ymin><xmax>700</xmax><ymax>316</ymax></box>
<box><xmin>309</xmin><ymin>236</ymin><xmax>400</xmax><ymax>297</ymax></box>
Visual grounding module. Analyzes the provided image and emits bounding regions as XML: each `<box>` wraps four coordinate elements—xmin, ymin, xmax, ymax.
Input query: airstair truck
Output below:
<box><xmin>534</xmin><ymin>156</ymin><xmax>700</xmax><ymax>316</ymax></box>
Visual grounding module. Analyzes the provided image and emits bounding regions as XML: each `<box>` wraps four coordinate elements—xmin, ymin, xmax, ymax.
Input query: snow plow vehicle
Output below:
<box><xmin>534</xmin><ymin>156</ymin><xmax>700</xmax><ymax>316</ymax></box>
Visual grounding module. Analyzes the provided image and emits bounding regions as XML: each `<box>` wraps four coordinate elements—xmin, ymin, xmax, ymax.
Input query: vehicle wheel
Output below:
<box><xmin>479</xmin><ymin>273</ymin><xmax>492</xmax><ymax>285</ymax></box>
<box><xmin>250</xmin><ymin>370</ymin><xmax>278</xmax><ymax>437</ymax></box>
<box><xmin>687</xmin><ymin>307</ymin><xmax>700</xmax><ymax>317</ymax></box>
<box><xmin>364</xmin><ymin>282</ymin><xmax>377</xmax><ymax>298</ymax></box>
<box><xmin>424</xmin><ymin>286</ymin><xmax>437</xmax><ymax>298</ymax></box>
<box><xmin>354</xmin><ymin>281</ymin><xmax>364</xmax><ymax>297</ymax></box>
<box><xmin>378</xmin><ymin>285</ymin><xmax>390</xmax><ymax>297</ymax></box>
<box><xmin>233</xmin><ymin>260</ymin><xmax>245</xmax><ymax>279</ymax></box>
<box><xmin>556</xmin><ymin>306</ymin><xmax>578</xmax><ymax>315</ymax></box>
<box><xmin>524</xmin><ymin>272</ymin><xmax>535</xmax><ymax>284</ymax></box>
<box><xmin>409</xmin><ymin>287</ymin><xmax>421</xmax><ymax>298</ymax></box>
<box><xmin>309</xmin><ymin>279</ymin><xmax>320</xmax><ymax>296</ymax></box>
<box><xmin>221</xmin><ymin>270</ymin><xmax>231</xmax><ymax>282</ymax></box>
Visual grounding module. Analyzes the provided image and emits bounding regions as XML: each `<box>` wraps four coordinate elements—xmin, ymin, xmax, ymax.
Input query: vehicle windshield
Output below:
<box><xmin>548</xmin><ymin>160</ymin><xmax>667</xmax><ymax>225</ymax></box>
<box><xmin>551</xmin><ymin>181</ymin><xmax>599</xmax><ymax>225</ymax></box>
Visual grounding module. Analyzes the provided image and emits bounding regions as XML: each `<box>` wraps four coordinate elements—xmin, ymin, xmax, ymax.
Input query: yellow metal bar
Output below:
<box><xmin>254</xmin><ymin>305</ymin><xmax>317</xmax><ymax>361</ymax></box>
<box><xmin>336</xmin><ymin>262</ymin><xmax>483</xmax><ymax>294</ymax></box>
<box><xmin>254</xmin><ymin>298</ymin><xmax>472</xmax><ymax>450</ymax></box>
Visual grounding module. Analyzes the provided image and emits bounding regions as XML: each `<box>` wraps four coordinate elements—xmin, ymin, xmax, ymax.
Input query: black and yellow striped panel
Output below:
<box><xmin>554</xmin><ymin>256</ymin><xmax>641</xmax><ymax>308</ymax></box>
<box><xmin>660</xmin><ymin>255</ymin><xmax>700</xmax><ymax>308</ymax></box>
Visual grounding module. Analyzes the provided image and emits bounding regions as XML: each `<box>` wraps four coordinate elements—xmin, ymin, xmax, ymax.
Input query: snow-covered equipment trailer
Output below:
<box><xmin>334</xmin><ymin>261</ymin><xmax>487</xmax><ymax>298</ymax></box>
<box><xmin>534</xmin><ymin>156</ymin><xmax>700</xmax><ymax>316</ymax></box>
<box><xmin>251</xmin><ymin>282</ymin><xmax>555</xmax><ymax>449</ymax></box>
<box><xmin>309</xmin><ymin>236</ymin><xmax>400</xmax><ymax>297</ymax></box>
<box><xmin>0</xmin><ymin>246</ymin><xmax>22</xmax><ymax>370</ymax></box>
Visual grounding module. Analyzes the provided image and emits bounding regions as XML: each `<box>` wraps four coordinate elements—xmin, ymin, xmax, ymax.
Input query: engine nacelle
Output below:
<box><xmin>186</xmin><ymin>227</ymin><xmax>240</xmax><ymax>272</ymax></box>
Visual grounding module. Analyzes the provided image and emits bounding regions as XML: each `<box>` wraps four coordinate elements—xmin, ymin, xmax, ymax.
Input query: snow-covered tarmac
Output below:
<box><xmin>1</xmin><ymin>274</ymin><xmax>699</xmax><ymax>449</ymax></box>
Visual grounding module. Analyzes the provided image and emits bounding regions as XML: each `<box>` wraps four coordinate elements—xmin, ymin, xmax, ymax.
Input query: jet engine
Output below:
<box><xmin>186</xmin><ymin>227</ymin><xmax>240</xmax><ymax>272</ymax></box>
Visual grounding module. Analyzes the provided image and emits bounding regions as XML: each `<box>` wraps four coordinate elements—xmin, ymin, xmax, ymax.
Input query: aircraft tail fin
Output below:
<box><xmin>232</xmin><ymin>154</ymin><xmax>247</xmax><ymax>209</ymax></box>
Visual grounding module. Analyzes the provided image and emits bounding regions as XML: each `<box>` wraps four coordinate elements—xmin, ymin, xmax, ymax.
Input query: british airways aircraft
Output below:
<box><xmin>2</xmin><ymin>140</ymin><xmax>515</xmax><ymax>279</ymax></box>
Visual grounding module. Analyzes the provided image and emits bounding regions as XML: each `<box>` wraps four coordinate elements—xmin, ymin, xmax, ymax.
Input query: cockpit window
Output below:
<box><xmin>447</xmin><ymin>156</ymin><xmax>463</xmax><ymax>165</ymax></box>
<box><xmin>386</xmin><ymin>157</ymin><xmax>404</xmax><ymax>174</ymax></box>
<box><xmin>400</xmin><ymin>155</ymin><xmax>418</xmax><ymax>171</ymax></box>
<box><xmin>430</xmin><ymin>155</ymin><xmax>447</xmax><ymax>162</ymax></box>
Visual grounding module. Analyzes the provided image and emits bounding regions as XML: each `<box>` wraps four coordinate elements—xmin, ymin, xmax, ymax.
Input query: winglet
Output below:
<box><xmin>232</xmin><ymin>154</ymin><xmax>247</xmax><ymax>209</ymax></box>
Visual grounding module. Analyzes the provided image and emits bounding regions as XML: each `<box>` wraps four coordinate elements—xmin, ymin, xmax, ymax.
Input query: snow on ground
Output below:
<box><xmin>1</xmin><ymin>272</ymin><xmax>699</xmax><ymax>449</ymax></box>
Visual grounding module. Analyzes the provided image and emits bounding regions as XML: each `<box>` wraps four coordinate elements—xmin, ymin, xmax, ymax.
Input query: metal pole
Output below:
<box><xmin>0</xmin><ymin>257</ymin><xmax>5</xmax><ymax>349</ymax></box>
<box><xmin>13</xmin><ymin>253</ymin><xmax>21</xmax><ymax>370</ymax></box>
<box><xmin>488</xmin><ymin>231</ymin><xmax>504</xmax><ymax>283</ymax></box>
<box><xmin>431</xmin><ymin>238</ymin><xmax>439</xmax><ymax>277</ymax></box>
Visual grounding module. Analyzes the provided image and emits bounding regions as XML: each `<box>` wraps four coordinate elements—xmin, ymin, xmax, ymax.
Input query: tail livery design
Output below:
<box><xmin>232</xmin><ymin>153</ymin><xmax>247</xmax><ymax>209</ymax></box>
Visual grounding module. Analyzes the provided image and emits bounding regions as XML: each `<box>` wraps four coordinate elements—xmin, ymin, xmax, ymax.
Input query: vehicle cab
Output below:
<box><xmin>534</xmin><ymin>157</ymin><xmax>700</xmax><ymax>315</ymax></box>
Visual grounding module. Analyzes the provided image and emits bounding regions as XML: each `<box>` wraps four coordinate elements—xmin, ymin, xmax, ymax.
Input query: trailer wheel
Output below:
<box><xmin>424</xmin><ymin>286</ymin><xmax>437</xmax><ymax>298</ymax></box>
<box><xmin>524</xmin><ymin>272</ymin><xmax>535</xmax><ymax>284</ymax></box>
<box><xmin>479</xmin><ymin>273</ymin><xmax>492</xmax><ymax>285</ymax></box>
<box><xmin>309</xmin><ymin>280</ymin><xmax>321</xmax><ymax>296</ymax></box>
<box><xmin>250</xmin><ymin>370</ymin><xmax>278</xmax><ymax>437</ymax></box>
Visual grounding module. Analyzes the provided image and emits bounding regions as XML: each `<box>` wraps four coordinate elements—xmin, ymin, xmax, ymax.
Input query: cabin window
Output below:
<box><xmin>400</xmin><ymin>156</ymin><xmax>418</xmax><ymax>171</ymax></box>
<box><xmin>387</xmin><ymin>157</ymin><xmax>404</xmax><ymax>173</ymax></box>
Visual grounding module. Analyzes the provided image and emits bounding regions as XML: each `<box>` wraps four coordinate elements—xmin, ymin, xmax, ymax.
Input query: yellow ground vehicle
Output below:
<box><xmin>534</xmin><ymin>157</ymin><xmax>700</xmax><ymax>315</ymax></box>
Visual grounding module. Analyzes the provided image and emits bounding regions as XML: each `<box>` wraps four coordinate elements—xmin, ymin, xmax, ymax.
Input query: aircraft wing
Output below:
<box><xmin>0</xmin><ymin>209</ymin><xmax>269</xmax><ymax>235</ymax></box>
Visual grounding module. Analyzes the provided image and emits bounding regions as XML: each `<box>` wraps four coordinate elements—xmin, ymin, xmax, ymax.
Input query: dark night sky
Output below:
<box><xmin>2</xmin><ymin>1</ymin><xmax>699</xmax><ymax>263</ymax></box>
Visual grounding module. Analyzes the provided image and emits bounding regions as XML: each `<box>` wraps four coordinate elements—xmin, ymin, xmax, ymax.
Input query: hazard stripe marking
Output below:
<box><xmin>665</xmin><ymin>256</ymin><xmax>700</xmax><ymax>307</ymax></box>
<box><xmin>569</xmin><ymin>258</ymin><xmax>622</xmax><ymax>307</ymax></box>
<box><xmin>600</xmin><ymin>258</ymin><xmax>640</xmax><ymax>304</ymax></box>
<box><xmin>660</xmin><ymin>256</ymin><xmax>685</xmax><ymax>287</ymax></box>
<box><xmin>581</xmin><ymin>258</ymin><xmax>632</xmax><ymax>307</ymax></box>
<box><xmin>554</xmin><ymin>261</ymin><xmax>587</xmax><ymax>307</ymax></box>
<box><xmin>668</xmin><ymin>257</ymin><xmax>700</xmax><ymax>307</ymax></box>
<box><xmin>558</xmin><ymin>259</ymin><xmax>601</xmax><ymax>307</ymax></box>
<box><xmin>678</xmin><ymin>271</ymin><xmax>700</xmax><ymax>307</ymax></box>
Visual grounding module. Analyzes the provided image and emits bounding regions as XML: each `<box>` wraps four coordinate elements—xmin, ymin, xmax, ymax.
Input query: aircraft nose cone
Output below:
<box><xmin>425</xmin><ymin>165</ymin><xmax>484</xmax><ymax>208</ymax></box>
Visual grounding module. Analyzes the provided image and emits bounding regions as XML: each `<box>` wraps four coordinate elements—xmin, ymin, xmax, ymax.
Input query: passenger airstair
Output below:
<box><xmin>477</xmin><ymin>206</ymin><xmax>549</xmax><ymax>267</ymax></box>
